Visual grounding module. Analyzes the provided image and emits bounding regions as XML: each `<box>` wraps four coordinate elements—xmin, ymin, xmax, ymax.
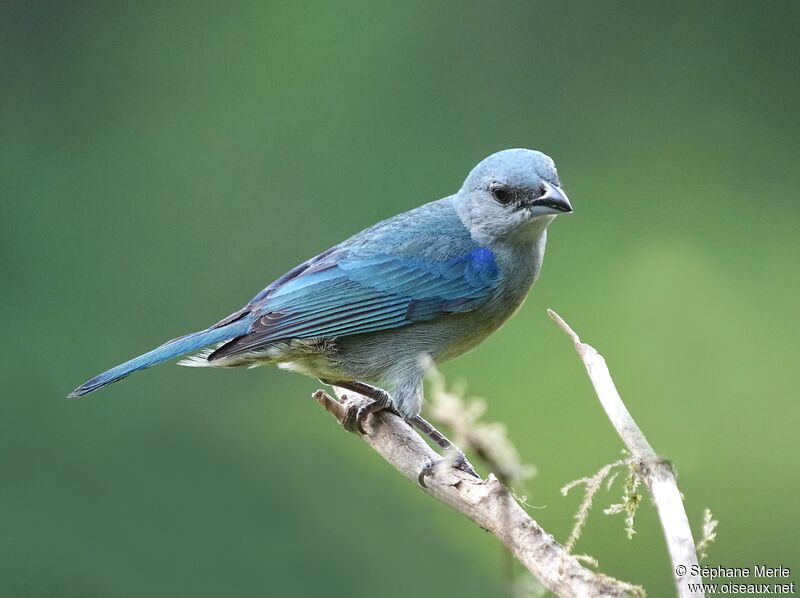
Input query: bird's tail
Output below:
<box><xmin>67</xmin><ymin>318</ymin><xmax>252</xmax><ymax>398</ymax></box>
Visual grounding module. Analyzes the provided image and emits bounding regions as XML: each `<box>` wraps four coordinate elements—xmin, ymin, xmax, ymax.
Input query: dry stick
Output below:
<box><xmin>548</xmin><ymin>309</ymin><xmax>704</xmax><ymax>598</ymax></box>
<box><xmin>312</xmin><ymin>388</ymin><xmax>636</xmax><ymax>598</ymax></box>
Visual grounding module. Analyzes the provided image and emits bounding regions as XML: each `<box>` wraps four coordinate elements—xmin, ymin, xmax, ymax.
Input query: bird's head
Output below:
<box><xmin>455</xmin><ymin>148</ymin><xmax>572</xmax><ymax>243</ymax></box>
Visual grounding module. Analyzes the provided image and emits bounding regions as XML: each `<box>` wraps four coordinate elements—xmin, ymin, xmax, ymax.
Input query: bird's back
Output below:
<box><xmin>338</xmin><ymin>195</ymin><xmax>478</xmax><ymax>262</ymax></box>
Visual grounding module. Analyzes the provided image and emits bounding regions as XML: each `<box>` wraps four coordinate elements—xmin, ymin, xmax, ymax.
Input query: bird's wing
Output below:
<box><xmin>208</xmin><ymin>247</ymin><xmax>500</xmax><ymax>360</ymax></box>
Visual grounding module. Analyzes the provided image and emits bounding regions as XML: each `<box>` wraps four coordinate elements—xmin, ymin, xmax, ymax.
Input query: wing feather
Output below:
<box><xmin>208</xmin><ymin>247</ymin><xmax>499</xmax><ymax>361</ymax></box>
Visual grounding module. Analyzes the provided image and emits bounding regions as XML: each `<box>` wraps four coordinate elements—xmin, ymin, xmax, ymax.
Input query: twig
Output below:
<box><xmin>548</xmin><ymin>309</ymin><xmax>704</xmax><ymax>598</ymax></box>
<box><xmin>312</xmin><ymin>388</ymin><xmax>636</xmax><ymax>598</ymax></box>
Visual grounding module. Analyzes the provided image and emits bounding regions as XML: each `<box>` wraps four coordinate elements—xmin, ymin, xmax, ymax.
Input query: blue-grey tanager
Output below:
<box><xmin>69</xmin><ymin>148</ymin><xmax>572</xmax><ymax>475</ymax></box>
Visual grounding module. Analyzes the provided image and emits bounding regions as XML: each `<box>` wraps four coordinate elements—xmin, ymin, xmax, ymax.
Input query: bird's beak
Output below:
<box><xmin>527</xmin><ymin>181</ymin><xmax>572</xmax><ymax>215</ymax></box>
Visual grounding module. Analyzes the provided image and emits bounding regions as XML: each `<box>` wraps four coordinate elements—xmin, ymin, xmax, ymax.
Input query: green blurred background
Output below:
<box><xmin>3</xmin><ymin>2</ymin><xmax>799</xmax><ymax>596</ymax></box>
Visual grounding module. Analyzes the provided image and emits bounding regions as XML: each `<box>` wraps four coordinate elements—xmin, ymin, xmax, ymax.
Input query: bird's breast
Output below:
<box><xmin>434</xmin><ymin>237</ymin><xmax>545</xmax><ymax>363</ymax></box>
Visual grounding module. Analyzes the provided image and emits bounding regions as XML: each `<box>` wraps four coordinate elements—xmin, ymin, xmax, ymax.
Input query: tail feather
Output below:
<box><xmin>67</xmin><ymin>318</ymin><xmax>252</xmax><ymax>398</ymax></box>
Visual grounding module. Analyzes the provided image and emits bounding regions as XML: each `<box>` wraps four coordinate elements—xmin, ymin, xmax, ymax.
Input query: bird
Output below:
<box><xmin>69</xmin><ymin>148</ymin><xmax>572</xmax><ymax>477</ymax></box>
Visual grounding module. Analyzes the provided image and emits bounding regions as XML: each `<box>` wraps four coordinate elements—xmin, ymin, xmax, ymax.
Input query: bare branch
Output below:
<box><xmin>312</xmin><ymin>388</ymin><xmax>637</xmax><ymax>598</ymax></box>
<box><xmin>548</xmin><ymin>309</ymin><xmax>704</xmax><ymax>598</ymax></box>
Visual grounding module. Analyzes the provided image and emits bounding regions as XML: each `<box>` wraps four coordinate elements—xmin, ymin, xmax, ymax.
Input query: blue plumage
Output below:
<box><xmin>68</xmin><ymin>318</ymin><xmax>253</xmax><ymax>397</ymax></box>
<box><xmin>202</xmin><ymin>247</ymin><xmax>499</xmax><ymax>362</ymax></box>
<box><xmin>264</xmin><ymin>249</ymin><xmax>498</xmax><ymax>335</ymax></box>
<box><xmin>69</xmin><ymin>148</ymin><xmax>572</xmax><ymax>426</ymax></box>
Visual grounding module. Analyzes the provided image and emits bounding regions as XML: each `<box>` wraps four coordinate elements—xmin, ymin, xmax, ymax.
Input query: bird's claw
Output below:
<box><xmin>418</xmin><ymin>451</ymin><xmax>479</xmax><ymax>487</ymax></box>
<box><xmin>342</xmin><ymin>398</ymin><xmax>391</xmax><ymax>435</ymax></box>
<box><xmin>342</xmin><ymin>400</ymin><xmax>372</xmax><ymax>434</ymax></box>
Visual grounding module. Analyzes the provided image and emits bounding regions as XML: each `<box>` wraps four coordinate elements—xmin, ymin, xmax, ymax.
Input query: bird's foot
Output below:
<box><xmin>409</xmin><ymin>414</ymin><xmax>479</xmax><ymax>486</ymax></box>
<box><xmin>418</xmin><ymin>449</ymin><xmax>479</xmax><ymax>487</ymax></box>
<box><xmin>319</xmin><ymin>379</ymin><xmax>394</xmax><ymax>435</ymax></box>
<box><xmin>342</xmin><ymin>397</ymin><xmax>391</xmax><ymax>435</ymax></box>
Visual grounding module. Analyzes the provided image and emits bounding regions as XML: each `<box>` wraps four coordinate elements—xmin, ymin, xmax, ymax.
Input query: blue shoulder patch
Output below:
<box><xmin>463</xmin><ymin>247</ymin><xmax>498</xmax><ymax>287</ymax></box>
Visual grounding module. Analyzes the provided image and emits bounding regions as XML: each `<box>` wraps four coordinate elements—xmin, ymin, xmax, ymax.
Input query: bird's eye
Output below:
<box><xmin>491</xmin><ymin>186</ymin><xmax>511</xmax><ymax>205</ymax></box>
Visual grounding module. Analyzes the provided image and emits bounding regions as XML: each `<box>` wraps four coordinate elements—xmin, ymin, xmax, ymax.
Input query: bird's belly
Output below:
<box><xmin>435</xmin><ymin>298</ymin><xmax>527</xmax><ymax>363</ymax></box>
<box><xmin>332</xmin><ymin>301</ymin><xmax>524</xmax><ymax>376</ymax></box>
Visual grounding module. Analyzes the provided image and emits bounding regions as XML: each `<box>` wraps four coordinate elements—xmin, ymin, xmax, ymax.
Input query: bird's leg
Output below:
<box><xmin>320</xmin><ymin>379</ymin><xmax>394</xmax><ymax>435</ymax></box>
<box><xmin>409</xmin><ymin>415</ymin><xmax>479</xmax><ymax>483</ymax></box>
<box><xmin>319</xmin><ymin>379</ymin><xmax>479</xmax><ymax>481</ymax></box>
